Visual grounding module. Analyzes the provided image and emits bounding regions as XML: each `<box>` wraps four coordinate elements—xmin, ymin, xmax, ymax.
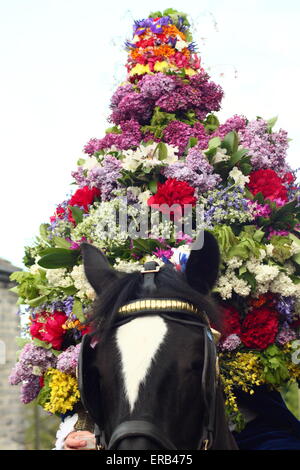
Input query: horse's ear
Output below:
<box><xmin>81</xmin><ymin>242</ymin><xmax>117</xmax><ymax>295</ymax></box>
<box><xmin>185</xmin><ymin>231</ymin><xmax>220</xmax><ymax>294</ymax></box>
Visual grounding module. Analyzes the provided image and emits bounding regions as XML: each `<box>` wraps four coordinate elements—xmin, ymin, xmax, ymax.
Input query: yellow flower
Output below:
<box><xmin>153</xmin><ymin>61</ymin><xmax>170</xmax><ymax>73</ymax></box>
<box><xmin>184</xmin><ymin>68</ymin><xmax>197</xmax><ymax>76</ymax></box>
<box><xmin>43</xmin><ymin>368</ymin><xmax>80</xmax><ymax>415</ymax></box>
<box><xmin>129</xmin><ymin>64</ymin><xmax>151</xmax><ymax>76</ymax></box>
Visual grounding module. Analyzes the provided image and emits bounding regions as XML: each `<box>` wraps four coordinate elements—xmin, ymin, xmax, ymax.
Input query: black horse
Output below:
<box><xmin>78</xmin><ymin>231</ymin><xmax>237</xmax><ymax>450</ymax></box>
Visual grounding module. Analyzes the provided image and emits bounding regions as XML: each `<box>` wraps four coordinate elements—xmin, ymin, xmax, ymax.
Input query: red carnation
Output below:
<box><xmin>220</xmin><ymin>304</ymin><xmax>242</xmax><ymax>339</ymax></box>
<box><xmin>30</xmin><ymin>311</ymin><xmax>68</xmax><ymax>350</ymax></box>
<box><xmin>68</xmin><ymin>186</ymin><xmax>101</xmax><ymax>212</ymax></box>
<box><xmin>241</xmin><ymin>307</ymin><xmax>279</xmax><ymax>350</ymax></box>
<box><xmin>147</xmin><ymin>178</ymin><xmax>197</xmax><ymax>220</ymax></box>
<box><xmin>247</xmin><ymin>169</ymin><xmax>288</xmax><ymax>203</ymax></box>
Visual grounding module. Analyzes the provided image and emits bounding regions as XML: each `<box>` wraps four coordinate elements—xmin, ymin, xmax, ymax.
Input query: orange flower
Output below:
<box><xmin>154</xmin><ymin>45</ymin><xmax>175</xmax><ymax>57</ymax></box>
<box><xmin>163</xmin><ymin>24</ymin><xmax>186</xmax><ymax>40</ymax></box>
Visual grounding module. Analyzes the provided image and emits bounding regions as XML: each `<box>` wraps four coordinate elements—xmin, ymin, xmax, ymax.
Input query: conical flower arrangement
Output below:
<box><xmin>9</xmin><ymin>9</ymin><xmax>300</xmax><ymax>430</ymax></box>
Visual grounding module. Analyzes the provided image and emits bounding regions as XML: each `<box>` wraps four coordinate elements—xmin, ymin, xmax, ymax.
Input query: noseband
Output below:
<box><xmin>78</xmin><ymin>262</ymin><xmax>220</xmax><ymax>451</ymax></box>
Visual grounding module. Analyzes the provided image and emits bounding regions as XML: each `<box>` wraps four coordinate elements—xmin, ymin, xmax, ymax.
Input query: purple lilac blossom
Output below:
<box><xmin>155</xmin><ymin>74</ymin><xmax>223</xmax><ymax>117</ymax></box>
<box><xmin>219</xmin><ymin>334</ymin><xmax>242</xmax><ymax>351</ymax></box>
<box><xmin>110</xmin><ymin>92</ymin><xmax>153</xmax><ymax>125</ymax></box>
<box><xmin>83</xmin><ymin>120</ymin><xmax>142</xmax><ymax>154</ymax></box>
<box><xmin>163</xmin><ymin>146</ymin><xmax>221</xmax><ymax>192</ymax></box>
<box><xmin>56</xmin><ymin>344</ymin><xmax>81</xmax><ymax>375</ymax></box>
<box><xmin>110</xmin><ymin>83</ymin><xmax>134</xmax><ymax>108</ymax></box>
<box><xmin>20</xmin><ymin>376</ymin><xmax>41</xmax><ymax>404</ymax></box>
<box><xmin>163</xmin><ymin>121</ymin><xmax>209</xmax><ymax>155</ymax></box>
<box><xmin>88</xmin><ymin>155</ymin><xmax>122</xmax><ymax>201</ymax></box>
<box><xmin>139</xmin><ymin>73</ymin><xmax>176</xmax><ymax>100</ymax></box>
<box><xmin>212</xmin><ymin>115</ymin><xmax>247</xmax><ymax>140</ymax></box>
<box><xmin>276</xmin><ymin>326</ymin><xmax>296</xmax><ymax>346</ymax></box>
<box><xmin>238</xmin><ymin>119</ymin><xmax>290</xmax><ymax>172</ymax></box>
<box><xmin>9</xmin><ymin>343</ymin><xmax>57</xmax><ymax>385</ymax></box>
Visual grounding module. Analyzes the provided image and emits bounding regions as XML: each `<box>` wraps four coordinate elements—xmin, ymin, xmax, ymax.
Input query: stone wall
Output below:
<box><xmin>0</xmin><ymin>260</ymin><xmax>25</xmax><ymax>450</ymax></box>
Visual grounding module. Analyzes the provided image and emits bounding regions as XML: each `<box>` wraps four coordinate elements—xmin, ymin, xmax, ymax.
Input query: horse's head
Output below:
<box><xmin>78</xmin><ymin>232</ymin><xmax>237</xmax><ymax>450</ymax></box>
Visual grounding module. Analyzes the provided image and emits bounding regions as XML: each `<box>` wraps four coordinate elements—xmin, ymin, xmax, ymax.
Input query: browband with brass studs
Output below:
<box><xmin>117</xmin><ymin>299</ymin><xmax>221</xmax><ymax>342</ymax></box>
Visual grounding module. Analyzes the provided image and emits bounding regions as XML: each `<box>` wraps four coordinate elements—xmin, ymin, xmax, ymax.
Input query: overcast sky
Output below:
<box><xmin>1</xmin><ymin>0</ymin><xmax>300</xmax><ymax>268</ymax></box>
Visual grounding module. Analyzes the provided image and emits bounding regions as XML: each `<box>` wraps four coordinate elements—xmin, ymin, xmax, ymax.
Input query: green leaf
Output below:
<box><xmin>203</xmin><ymin>114</ymin><xmax>220</xmax><ymax>132</ymax></box>
<box><xmin>148</xmin><ymin>180</ymin><xmax>158</xmax><ymax>194</ymax></box>
<box><xmin>68</xmin><ymin>206</ymin><xmax>84</xmax><ymax>225</ymax></box>
<box><xmin>33</xmin><ymin>338</ymin><xmax>53</xmax><ymax>350</ymax></box>
<box><xmin>221</xmin><ymin>131</ymin><xmax>239</xmax><ymax>154</ymax></box>
<box><xmin>77</xmin><ymin>158</ymin><xmax>86</xmax><ymax>166</ymax></box>
<box><xmin>38</xmin><ymin>248</ymin><xmax>79</xmax><ymax>269</ymax></box>
<box><xmin>72</xmin><ymin>299</ymin><xmax>85</xmax><ymax>323</ymax></box>
<box><xmin>53</xmin><ymin>237</ymin><xmax>72</xmax><ymax>249</ymax></box>
<box><xmin>208</xmin><ymin>136</ymin><xmax>221</xmax><ymax>150</ymax></box>
<box><xmin>27</xmin><ymin>295</ymin><xmax>48</xmax><ymax>307</ymax></box>
<box><xmin>157</xmin><ymin>142</ymin><xmax>168</xmax><ymax>160</ymax></box>
<box><xmin>267</xmin><ymin>116</ymin><xmax>278</xmax><ymax>132</ymax></box>
<box><xmin>105</xmin><ymin>125</ymin><xmax>121</xmax><ymax>134</ymax></box>
<box><xmin>253</xmin><ymin>192</ymin><xmax>265</xmax><ymax>205</ymax></box>
<box><xmin>39</xmin><ymin>223</ymin><xmax>50</xmax><ymax>242</ymax></box>
<box><xmin>229</xmin><ymin>148</ymin><xmax>249</xmax><ymax>167</ymax></box>
<box><xmin>15</xmin><ymin>337</ymin><xmax>31</xmax><ymax>348</ymax></box>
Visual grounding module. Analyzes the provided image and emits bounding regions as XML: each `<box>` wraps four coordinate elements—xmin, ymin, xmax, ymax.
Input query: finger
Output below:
<box><xmin>64</xmin><ymin>440</ymin><xmax>87</xmax><ymax>449</ymax></box>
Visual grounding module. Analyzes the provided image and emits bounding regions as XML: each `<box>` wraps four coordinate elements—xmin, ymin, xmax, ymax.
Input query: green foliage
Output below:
<box><xmin>260</xmin><ymin>345</ymin><xmax>290</xmax><ymax>386</ymax></box>
<box><xmin>38</xmin><ymin>248</ymin><xmax>80</xmax><ymax>269</ymax></box>
<box><xmin>68</xmin><ymin>206</ymin><xmax>84</xmax><ymax>225</ymax></box>
<box><xmin>270</xmin><ymin>235</ymin><xmax>294</xmax><ymax>264</ymax></box>
<box><xmin>203</xmin><ymin>114</ymin><xmax>220</xmax><ymax>132</ymax></box>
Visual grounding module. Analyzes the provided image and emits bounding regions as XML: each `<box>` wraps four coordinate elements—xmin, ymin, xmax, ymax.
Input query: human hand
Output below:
<box><xmin>64</xmin><ymin>430</ymin><xmax>95</xmax><ymax>450</ymax></box>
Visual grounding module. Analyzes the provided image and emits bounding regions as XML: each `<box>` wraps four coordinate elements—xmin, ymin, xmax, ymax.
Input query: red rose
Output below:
<box><xmin>30</xmin><ymin>311</ymin><xmax>68</xmax><ymax>350</ymax></box>
<box><xmin>247</xmin><ymin>169</ymin><xmax>288</xmax><ymax>203</ymax></box>
<box><xmin>241</xmin><ymin>307</ymin><xmax>279</xmax><ymax>350</ymax></box>
<box><xmin>147</xmin><ymin>178</ymin><xmax>197</xmax><ymax>220</ymax></box>
<box><xmin>220</xmin><ymin>304</ymin><xmax>242</xmax><ymax>339</ymax></box>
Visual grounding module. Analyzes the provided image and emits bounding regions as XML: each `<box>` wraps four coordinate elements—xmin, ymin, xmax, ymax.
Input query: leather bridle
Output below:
<box><xmin>78</xmin><ymin>262</ymin><xmax>220</xmax><ymax>451</ymax></box>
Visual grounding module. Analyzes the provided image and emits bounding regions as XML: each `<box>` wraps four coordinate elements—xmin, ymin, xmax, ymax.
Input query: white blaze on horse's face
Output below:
<box><xmin>116</xmin><ymin>316</ymin><xmax>168</xmax><ymax>412</ymax></box>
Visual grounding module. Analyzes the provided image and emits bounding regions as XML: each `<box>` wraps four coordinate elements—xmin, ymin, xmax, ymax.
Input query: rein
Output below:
<box><xmin>78</xmin><ymin>262</ymin><xmax>220</xmax><ymax>451</ymax></box>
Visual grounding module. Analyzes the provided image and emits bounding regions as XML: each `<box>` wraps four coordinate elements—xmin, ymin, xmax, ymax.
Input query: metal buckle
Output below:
<box><xmin>141</xmin><ymin>266</ymin><xmax>160</xmax><ymax>274</ymax></box>
<box><xmin>202</xmin><ymin>439</ymin><xmax>209</xmax><ymax>451</ymax></box>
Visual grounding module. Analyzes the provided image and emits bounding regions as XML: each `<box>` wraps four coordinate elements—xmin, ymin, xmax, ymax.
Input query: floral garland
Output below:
<box><xmin>9</xmin><ymin>9</ymin><xmax>300</xmax><ymax>429</ymax></box>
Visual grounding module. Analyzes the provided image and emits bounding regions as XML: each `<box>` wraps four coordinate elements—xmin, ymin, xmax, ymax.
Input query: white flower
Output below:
<box><xmin>46</xmin><ymin>268</ymin><xmax>73</xmax><ymax>288</ymax></box>
<box><xmin>227</xmin><ymin>257</ymin><xmax>243</xmax><ymax>269</ymax></box>
<box><xmin>265</xmin><ymin>244</ymin><xmax>274</xmax><ymax>256</ymax></box>
<box><xmin>175</xmin><ymin>37</ymin><xmax>188</xmax><ymax>51</ymax></box>
<box><xmin>212</xmin><ymin>148</ymin><xmax>229</xmax><ymax>164</ymax></box>
<box><xmin>122</xmin><ymin>143</ymin><xmax>178</xmax><ymax>172</ymax></box>
<box><xmin>71</xmin><ymin>265</ymin><xmax>96</xmax><ymax>301</ymax></box>
<box><xmin>82</xmin><ymin>156</ymin><xmax>100</xmax><ymax>171</ymax></box>
<box><xmin>138</xmin><ymin>190</ymin><xmax>152</xmax><ymax>205</ymax></box>
<box><xmin>229</xmin><ymin>167</ymin><xmax>250</xmax><ymax>188</ymax></box>
<box><xmin>30</xmin><ymin>264</ymin><xmax>43</xmax><ymax>275</ymax></box>
<box><xmin>270</xmin><ymin>273</ymin><xmax>300</xmax><ymax>298</ymax></box>
<box><xmin>254</xmin><ymin>265</ymin><xmax>279</xmax><ymax>284</ymax></box>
